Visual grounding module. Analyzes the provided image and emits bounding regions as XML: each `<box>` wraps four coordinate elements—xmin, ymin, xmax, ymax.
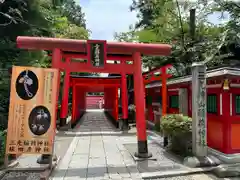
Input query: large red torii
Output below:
<box><xmin>16</xmin><ymin>36</ymin><xmax>171</xmax><ymax>159</ymax></box>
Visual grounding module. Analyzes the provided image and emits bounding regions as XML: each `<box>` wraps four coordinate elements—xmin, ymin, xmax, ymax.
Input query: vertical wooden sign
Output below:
<box><xmin>87</xmin><ymin>40</ymin><xmax>107</xmax><ymax>67</ymax></box>
<box><xmin>5</xmin><ymin>66</ymin><xmax>59</xmax><ymax>156</ymax></box>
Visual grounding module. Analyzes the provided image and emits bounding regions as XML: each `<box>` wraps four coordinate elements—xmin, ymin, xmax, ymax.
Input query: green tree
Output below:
<box><xmin>0</xmin><ymin>0</ymin><xmax>89</xmax><ymax>130</ymax></box>
<box><xmin>116</xmin><ymin>0</ymin><xmax>227</xmax><ymax>75</ymax></box>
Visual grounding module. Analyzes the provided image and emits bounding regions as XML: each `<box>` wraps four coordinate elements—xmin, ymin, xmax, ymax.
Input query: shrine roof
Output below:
<box><xmin>16</xmin><ymin>36</ymin><xmax>171</xmax><ymax>56</ymax></box>
<box><xmin>145</xmin><ymin>66</ymin><xmax>240</xmax><ymax>89</ymax></box>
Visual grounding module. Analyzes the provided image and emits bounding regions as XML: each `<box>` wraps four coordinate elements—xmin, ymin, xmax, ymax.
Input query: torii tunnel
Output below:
<box><xmin>16</xmin><ymin>36</ymin><xmax>171</xmax><ymax>158</ymax></box>
<box><xmin>70</xmin><ymin>76</ymin><xmax>121</xmax><ymax>127</ymax></box>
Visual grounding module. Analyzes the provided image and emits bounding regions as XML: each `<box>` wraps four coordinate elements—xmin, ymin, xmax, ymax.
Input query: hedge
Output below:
<box><xmin>160</xmin><ymin>114</ymin><xmax>192</xmax><ymax>156</ymax></box>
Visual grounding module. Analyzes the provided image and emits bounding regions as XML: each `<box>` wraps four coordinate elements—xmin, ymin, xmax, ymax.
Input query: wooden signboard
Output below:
<box><xmin>5</xmin><ymin>66</ymin><xmax>59</xmax><ymax>156</ymax></box>
<box><xmin>87</xmin><ymin>40</ymin><xmax>106</xmax><ymax>67</ymax></box>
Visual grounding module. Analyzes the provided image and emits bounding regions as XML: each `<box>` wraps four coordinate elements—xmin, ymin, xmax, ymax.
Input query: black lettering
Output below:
<box><xmin>37</xmin><ymin>140</ymin><xmax>43</xmax><ymax>146</ymax></box>
<box><xmin>44</xmin><ymin>141</ymin><xmax>49</xmax><ymax>146</ymax></box>
<box><xmin>10</xmin><ymin>140</ymin><xmax>16</xmax><ymax>145</ymax></box>
<box><xmin>26</xmin><ymin>146</ymin><xmax>32</xmax><ymax>152</ymax></box>
<box><xmin>17</xmin><ymin>140</ymin><xmax>23</xmax><ymax>146</ymax></box>
<box><xmin>31</xmin><ymin>140</ymin><xmax>36</xmax><ymax>146</ymax></box>
<box><xmin>43</xmin><ymin>147</ymin><xmax>49</xmax><ymax>152</ymax></box>
<box><xmin>35</xmin><ymin>146</ymin><xmax>41</xmax><ymax>153</ymax></box>
<box><xmin>18</xmin><ymin>147</ymin><xmax>24</xmax><ymax>152</ymax></box>
<box><xmin>24</xmin><ymin>140</ymin><xmax>30</xmax><ymax>146</ymax></box>
<box><xmin>9</xmin><ymin>146</ymin><xmax>15</xmax><ymax>152</ymax></box>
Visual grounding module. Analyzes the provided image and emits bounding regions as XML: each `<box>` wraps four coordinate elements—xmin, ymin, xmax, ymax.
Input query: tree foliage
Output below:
<box><xmin>115</xmin><ymin>0</ymin><xmax>240</xmax><ymax>76</ymax></box>
<box><xmin>0</xmin><ymin>0</ymin><xmax>89</xmax><ymax>130</ymax></box>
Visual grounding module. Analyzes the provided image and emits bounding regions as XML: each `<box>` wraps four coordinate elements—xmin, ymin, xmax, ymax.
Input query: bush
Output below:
<box><xmin>160</xmin><ymin>114</ymin><xmax>192</xmax><ymax>156</ymax></box>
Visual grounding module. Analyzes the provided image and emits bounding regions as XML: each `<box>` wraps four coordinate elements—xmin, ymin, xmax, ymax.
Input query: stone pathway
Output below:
<box><xmin>2</xmin><ymin>111</ymin><xmax>239</xmax><ymax>180</ymax></box>
<box><xmin>50</xmin><ymin>112</ymin><xmax>142</xmax><ymax>180</ymax></box>
<box><xmin>49</xmin><ymin>111</ymin><xmax>216</xmax><ymax>180</ymax></box>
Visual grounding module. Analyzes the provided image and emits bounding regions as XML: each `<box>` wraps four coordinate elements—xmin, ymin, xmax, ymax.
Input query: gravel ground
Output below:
<box><xmin>0</xmin><ymin>129</ymin><xmax>75</xmax><ymax>180</ymax></box>
<box><xmin>155</xmin><ymin>173</ymin><xmax>240</xmax><ymax>180</ymax></box>
<box><xmin>2</xmin><ymin>172</ymin><xmax>238</xmax><ymax>180</ymax></box>
<box><xmin>1</xmin><ymin>172</ymin><xmax>40</xmax><ymax>180</ymax></box>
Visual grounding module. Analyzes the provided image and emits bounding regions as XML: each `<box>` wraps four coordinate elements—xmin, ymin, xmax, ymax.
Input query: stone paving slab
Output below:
<box><xmin>14</xmin><ymin>154</ymin><xmax>48</xmax><ymax>169</ymax></box>
<box><xmin>46</xmin><ymin>111</ymin><xmax>240</xmax><ymax>180</ymax></box>
<box><xmin>2</xmin><ymin>111</ymin><xmax>239</xmax><ymax>180</ymax></box>
<box><xmin>51</xmin><ymin>112</ymin><xmax>224</xmax><ymax>180</ymax></box>
<box><xmin>50</xmin><ymin>112</ymin><xmax>142</xmax><ymax>180</ymax></box>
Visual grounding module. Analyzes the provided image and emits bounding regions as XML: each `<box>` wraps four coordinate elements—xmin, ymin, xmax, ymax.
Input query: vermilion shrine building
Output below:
<box><xmin>16</xmin><ymin>36</ymin><xmax>172</xmax><ymax>158</ymax></box>
<box><xmin>144</xmin><ymin>66</ymin><xmax>240</xmax><ymax>163</ymax></box>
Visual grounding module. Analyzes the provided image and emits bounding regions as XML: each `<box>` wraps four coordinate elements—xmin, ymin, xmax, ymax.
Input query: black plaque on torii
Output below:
<box><xmin>87</xmin><ymin>40</ymin><xmax>106</xmax><ymax>67</ymax></box>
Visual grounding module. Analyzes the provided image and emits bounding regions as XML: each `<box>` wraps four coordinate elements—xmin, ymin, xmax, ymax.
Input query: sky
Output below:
<box><xmin>76</xmin><ymin>0</ymin><xmax>229</xmax><ymax>41</ymax></box>
<box><xmin>78</xmin><ymin>0</ymin><xmax>137</xmax><ymax>41</ymax></box>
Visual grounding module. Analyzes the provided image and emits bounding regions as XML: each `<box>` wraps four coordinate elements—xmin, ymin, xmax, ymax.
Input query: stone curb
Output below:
<box><xmin>183</xmin><ymin>155</ymin><xmax>221</xmax><ymax>168</ymax></box>
<box><xmin>0</xmin><ymin>160</ymin><xmax>19</xmax><ymax>179</ymax></box>
<box><xmin>212</xmin><ymin>163</ymin><xmax>240</xmax><ymax>178</ymax></box>
<box><xmin>0</xmin><ymin>160</ymin><xmax>19</xmax><ymax>171</ymax></box>
<box><xmin>5</xmin><ymin>157</ymin><xmax>59</xmax><ymax>172</ymax></box>
<box><xmin>141</xmin><ymin>166</ymin><xmax>214</xmax><ymax>179</ymax></box>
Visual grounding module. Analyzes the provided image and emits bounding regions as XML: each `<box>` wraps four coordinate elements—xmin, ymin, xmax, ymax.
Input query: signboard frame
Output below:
<box><xmin>87</xmin><ymin>40</ymin><xmax>107</xmax><ymax>68</ymax></box>
<box><xmin>4</xmin><ymin>66</ymin><xmax>59</xmax><ymax>169</ymax></box>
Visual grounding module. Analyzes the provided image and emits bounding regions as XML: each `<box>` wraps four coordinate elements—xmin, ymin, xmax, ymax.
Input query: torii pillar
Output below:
<box><xmin>120</xmin><ymin>72</ymin><xmax>129</xmax><ymax>130</ymax></box>
<box><xmin>133</xmin><ymin>52</ymin><xmax>152</xmax><ymax>158</ymax></box>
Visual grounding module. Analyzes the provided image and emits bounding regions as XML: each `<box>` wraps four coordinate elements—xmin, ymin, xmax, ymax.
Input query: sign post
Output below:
<box><xmin>5</xmin><ymin>66</ymin><xmax>59</xmax><ymax>168</ymax></box>
<box><xmin>191</xmin><ymin>62</ymin><xmax>207</xmax><ymax>157</ymax></box>
<box><xmin>87</xmin><ymin>40</ymin><xmax>107</xmax><ymax>67</ymax></box>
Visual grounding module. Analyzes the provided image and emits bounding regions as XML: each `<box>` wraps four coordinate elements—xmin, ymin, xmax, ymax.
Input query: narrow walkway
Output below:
<box><xmin>50</xmin><ymin>112</ymin><xmax>222</xmax><ymax>180</ymax></box>
<box><xmin>50</xmin><ymin>112</ymin><xmax>142</xmax><ymax>180</ymax></box>
<box><xmin>0</xmin><ymin>112</ymin><xmax>230</xmax><ymax>180</ymax></box>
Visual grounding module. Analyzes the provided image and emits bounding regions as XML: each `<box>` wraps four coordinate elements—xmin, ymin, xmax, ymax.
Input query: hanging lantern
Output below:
<box><xmin>223</xmin><ymin>79</ymin><xmax>229</xmax><ymax>90</ymax></box>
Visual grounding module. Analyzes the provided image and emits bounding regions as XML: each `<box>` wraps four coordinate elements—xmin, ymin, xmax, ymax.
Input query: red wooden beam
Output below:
<box><xmin>71</xmin><ymin>78</ymin><xmax>121</xmax><ymax>85</ymax></box>
<box><xmin>142</xmin><ymin>64</ymin><xmax>172</xmax><ymax>85</ymax></box>
<box><xmin>143</xmin><ymin>74</ymin><xmax>172</xmax><ymax>84</ymax></box>
<box><xmin>55</xmin><ymin>60</ymin><xmax>134</xmax><ymax>74</ymax></box>
<box><xmin>73</xmin><ymin>83</ymin><xmax>120</xmax><ymax>87</ymax></box>
<box><xmin>16</xmin><ymin>36</ymin><xmax>172</xmax><ymax>56</ymax></box>
<box><xmin>143</xmin><ymin>64</ymin><xmax>172</xmax><ymax>76</ymax></box>
<box><xmin>49</xmin><ymin>53</ymin><xmax>133</xmax><ymax>61</ymax></box>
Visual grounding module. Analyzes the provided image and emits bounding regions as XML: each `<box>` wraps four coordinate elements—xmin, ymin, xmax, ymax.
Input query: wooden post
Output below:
<box><xmin>120</xmin><ymin>73</ymin><xmax>129</xmax><ymax>130</ymax></box>
<box><xmin>60</xmin><ymin>60</ymin><xmax>70</xmax><ymax>127</ymax></box>
<box><xmin>133</xmin><ymin>52</ymin><xmax>152</xmax><ymax>158</ymax></box>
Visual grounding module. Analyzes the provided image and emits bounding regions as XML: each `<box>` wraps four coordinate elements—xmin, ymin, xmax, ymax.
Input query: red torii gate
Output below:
<box><xmin>16</xmin><ymin>36</ymin><xmax>171</xmax><ymax>158</ymax></box>
<box><xmin>143</xmin><ymin>65</ymin><xmax>173</xmax><ymax>126</ymax></box>
<box><xmin>70</xmin><ymin>76</ymin><xmax>121</xmax><ymax>127</ymax></box>
<box><xmin>143</xmin><ymin>65</ymin><xmax>172</xmax><ymax>115</ymax></box>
